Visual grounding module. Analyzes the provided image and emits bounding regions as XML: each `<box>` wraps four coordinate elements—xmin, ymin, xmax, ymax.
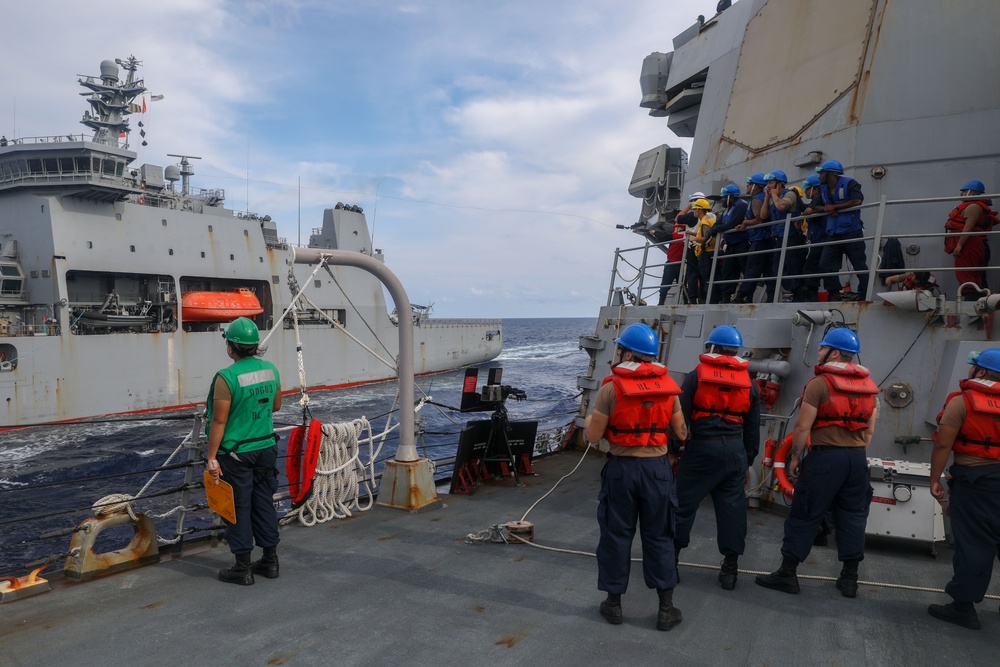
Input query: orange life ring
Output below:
<box><xmin>137</xmin><ymin>196</ymin><xmax>145</xmax><ymax>205</ymax></box>
<box><xmin>773</xmin><ymin>433</ymin><xmax>810</xmax><ymax>499</ymax></box>
<box><xmin>286</xmin><ymin>419</ymin><xmax>323</xmax><ymax>507</ymax></box>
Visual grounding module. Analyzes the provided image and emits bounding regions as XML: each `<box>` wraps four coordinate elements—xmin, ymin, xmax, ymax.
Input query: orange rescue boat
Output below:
<box><xmin>181</xmin><ymin>288</ymin><xmax>263</xmax><ymax>322</ymax></box>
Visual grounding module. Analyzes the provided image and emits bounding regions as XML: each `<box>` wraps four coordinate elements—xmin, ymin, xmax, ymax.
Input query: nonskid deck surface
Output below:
<box><xmin>2</xmin><ymin>451</ymin><xmax>996</xmax><ymax>666</ymax></box>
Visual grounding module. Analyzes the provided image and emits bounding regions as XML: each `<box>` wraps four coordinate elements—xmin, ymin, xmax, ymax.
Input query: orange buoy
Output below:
<box><xmin>773</xmin><ymin>433</ymin><xmax>810</xmax><ymax>499</ymax></box>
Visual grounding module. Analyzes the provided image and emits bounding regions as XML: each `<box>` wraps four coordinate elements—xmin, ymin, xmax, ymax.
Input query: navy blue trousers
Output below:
<box><xmin>819</xmin><ymin>228</ymin><xmax>869</xmax><ymax>296</ymax></box>
<box><xmin>659</xmin><ymin>261</ymin><xmax>682</xmax><ymax>304</ymax></box>
<box><xmin>597</xmin><ymin>455</ymin><xmax>678</xmax><ymax>593</ymax></box>
<box><xmin>218</xmin><ymin>446</ymin><xmax>281</xmax><ymax>555</ymax></box>
<box><xmin>717</xmin><ymin>241</ymin><xmax>749</xmax><ymax>303</ymax></box>
<box><xmin>674</xmin><ymin>437</ymin><xmax>748</xmax><ymax>557</ymax></box>
<box><xmin>737</xmin><ymin>238</ymin><xmax>777</xmax><ymax>301</ymax></box>
<box><xmin>776</xmin><ymin>234</ymin><xmax>808</xmax><ymax>293</ymax></box>
<box><xmin>781</xmin><ymin>447</ymin><xmax>872</xmax><ymax>563</ymax></box>
<box><xmin>945</xmin><ymin>464</ymin><xmax>1000</xmax><ymax>603</ymax></box>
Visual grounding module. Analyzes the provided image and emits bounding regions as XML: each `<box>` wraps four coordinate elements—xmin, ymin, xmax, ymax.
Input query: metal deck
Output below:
<box><xmin>2</xmin><ymin>450</ymin><xmax>997</xmax><ymax>666</ymax></box>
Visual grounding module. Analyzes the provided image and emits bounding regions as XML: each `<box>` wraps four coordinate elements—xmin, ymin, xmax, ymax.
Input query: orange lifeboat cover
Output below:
<box><xmin>181</xmin><ymin>288</ymin><xmax>264</xmax><ymax>322</ymax></box>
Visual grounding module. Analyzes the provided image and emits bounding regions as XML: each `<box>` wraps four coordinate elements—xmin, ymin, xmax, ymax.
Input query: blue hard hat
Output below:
<box><xmin>803</xmin><ymin>174</ymin><xmax>821</xmax><ymax>188</ymax></box>
<box><xmin>746</xmin><ymin>173</ymin><xmax>768</xmax><ymax>186</ymax></box>
<box><xmin>970</xmin><ymin>348</ymin><xmax>1000</xmax><ymax>373</ymax></box>
<box><xmin>818</xmin><ymin>159</ymin><xmax>844</xmax><ymax>174</ymax></box>
<box><xmin>765</xmin><ymin>169</ymin><xmax>788</xmax><ymax>183</ymax></box>
<box><xmin>706</xmin><ymin>325</ymin><xmax>743</xmax><ymax>349</ymax></box>
<box><xmin>720</xmin><ymin>184</ymin><xmax>742</xmax><ymax>197</ymax></box>
<box><xmin>961</xmin><ymin>180</ymin><xmax>986</xmax><ymax>194</ymax></box>
<box><xmin>818</xmin><ymin>328</ymin><xmax>860</xmax><ymax>354</ymax></box>
<box><xmin>614</xmin><ymin>323</ymin><xmax>659</xmax><ymax>357</ymax></box>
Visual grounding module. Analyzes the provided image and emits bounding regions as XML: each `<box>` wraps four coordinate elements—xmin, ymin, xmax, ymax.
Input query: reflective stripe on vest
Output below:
<box><xmin>205</xmin><ymin>357</ymin><xmax>280</xmax><ymax>453</ymax></box>
<box><xmin>820</xmin><ymin>175</ymin><xmax>862</xmax><ymax>235</ymax></box>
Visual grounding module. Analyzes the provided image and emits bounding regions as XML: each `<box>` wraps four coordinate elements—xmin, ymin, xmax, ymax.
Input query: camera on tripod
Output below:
<box><xmin>460</xmin><ymin>367</ymin><xmax>526</xmax><ymax>412</ymax></box>
<box><xmin>451</xmin><ymin>367</ymin><xmax>538</xmax><ymax>495</ymax></box>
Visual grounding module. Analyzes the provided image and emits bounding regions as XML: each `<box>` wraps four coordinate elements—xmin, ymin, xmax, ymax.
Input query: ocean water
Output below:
<box><xmin>0</xmin><ymin>317</ymin><xmax>595</xmax><ymax>574</ymax></box>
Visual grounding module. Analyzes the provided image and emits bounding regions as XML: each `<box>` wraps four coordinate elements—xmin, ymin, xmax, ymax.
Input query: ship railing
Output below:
<box><xmin>5</xmin><ymin>323</ymin><xmax>61</xmax><ymax>337</ymax></box>
<box><xmin>0</xmin><ymin>410</ymin><xmax>575</xmax><ymax>578</ymax></box>
<box><xmin>0</xmin><ymin>289</ymin><xmax>27</xmax><ymax>302</ymax></box>
<box><xmin>0</xmin><ymin>134</ymin><xmax>87</xmax><ymax>146</ymax></box>
<box><xmin>610</xmin><ymin>191</ymin><xmax>1000</xmax><ymax>306</ymax></box>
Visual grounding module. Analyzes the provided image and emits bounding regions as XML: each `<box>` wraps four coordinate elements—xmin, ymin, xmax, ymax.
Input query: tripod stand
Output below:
<box><xmin>476</xmin><ymin>400</ymin><xmax>523</xmax><ymax>487</ymax></box>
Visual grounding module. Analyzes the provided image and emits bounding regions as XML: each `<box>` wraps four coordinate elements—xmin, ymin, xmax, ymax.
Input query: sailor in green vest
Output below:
<box><xmin>206</xmin><ymin>316</ymin><xmax>282</xmax><ymax>585</ymax></box>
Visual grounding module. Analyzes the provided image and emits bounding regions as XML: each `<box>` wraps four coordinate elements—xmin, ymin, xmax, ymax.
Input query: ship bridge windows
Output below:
<box><xmin>0</xmin><ymin>264</ymin><xmax>24</xmax><ymax>301</ymax></box>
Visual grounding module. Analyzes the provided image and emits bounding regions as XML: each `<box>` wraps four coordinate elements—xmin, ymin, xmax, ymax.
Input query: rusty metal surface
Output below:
<box><xmin>722</xmin><ymin>0</ymin><xmax>875</xmax><ymax>151</ymax></box>
<box><xmin>63</xmin><ymin>513</ymin><xmax>160</xmax><ymax>581</ymax></box>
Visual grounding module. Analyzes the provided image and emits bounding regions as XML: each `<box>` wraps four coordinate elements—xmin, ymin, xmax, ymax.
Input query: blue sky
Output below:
<box><xmin>1</xmin><ymin>1</ymin><xmax>711</xmax><ymax>318</ymax></box>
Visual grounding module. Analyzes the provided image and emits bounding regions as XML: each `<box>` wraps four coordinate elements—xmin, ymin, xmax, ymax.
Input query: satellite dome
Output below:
<box><xmin>164</xmin><ymin>165</ymin><xmax>181</xmax><ymax>183</ymax></box>
<box><xmin>100</xmin><ymin>60</ymin><xmax>120</xmax><ymax>81</ymax></box>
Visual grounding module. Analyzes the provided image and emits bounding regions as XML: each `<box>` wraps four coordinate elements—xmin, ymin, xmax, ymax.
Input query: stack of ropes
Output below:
<box><xmin>281</xmin><ymin>418</ymin><xmax>374</xmax><ymax>526</ymax></box>
<box><xmin>271</xmin><ymin>261</ymin><xmax>428</xmax><ymax>526</ymax></box>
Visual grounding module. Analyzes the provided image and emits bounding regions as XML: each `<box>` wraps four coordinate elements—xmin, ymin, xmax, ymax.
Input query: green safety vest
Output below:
<box><xmin>205</xmin><ymin>357</ymin><xmax>280</xmax><ymax>454</ymax></box>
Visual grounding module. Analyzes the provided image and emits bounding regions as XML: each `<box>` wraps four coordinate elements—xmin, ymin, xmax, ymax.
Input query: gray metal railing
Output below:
<box><xmin>609</xmin><ymin>192</ymin><xmax>1000</xmax><ymax>306</ymax></box>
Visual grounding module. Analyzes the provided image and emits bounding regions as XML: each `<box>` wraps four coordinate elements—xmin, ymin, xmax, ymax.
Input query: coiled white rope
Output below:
<box><xmin>281</xmin><ymin>418</ymin><xmax>375</xmax><ymax>526</ymax></box>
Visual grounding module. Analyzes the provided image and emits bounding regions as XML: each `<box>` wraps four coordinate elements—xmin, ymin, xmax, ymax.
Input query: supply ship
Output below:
<box><xmin>0</xmin><ymin>57</ymin><xmax>502</xmax><ymax>427</ymax></box>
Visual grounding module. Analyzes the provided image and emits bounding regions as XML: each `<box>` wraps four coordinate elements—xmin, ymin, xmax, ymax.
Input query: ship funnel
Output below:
<box><xmin>791</xmin><ymin>310</ymin><xmax>835</xmax><ymax>327</ymax></box>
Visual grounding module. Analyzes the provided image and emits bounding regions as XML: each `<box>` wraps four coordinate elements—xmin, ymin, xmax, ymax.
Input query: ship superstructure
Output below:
<box><xmin>577</xmin><ymin>0</ymin><xmax>1000</xmax><ymax>486</ymax></box>
<box><xmin>0</xmin><ymin>57</ymin><xmax>502</xmax><ymax>426</ymax></box>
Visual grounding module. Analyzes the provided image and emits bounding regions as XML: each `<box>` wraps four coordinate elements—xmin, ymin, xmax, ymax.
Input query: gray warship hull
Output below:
<box><xmin>0</xmin><ymin>59</ymin><xmax>501</xmax><ymax>427</ymax></box>
<box><xmin>576</xmin><ymin>0</ymin><xmax>1000</xmax><ymax>479</ymax></box>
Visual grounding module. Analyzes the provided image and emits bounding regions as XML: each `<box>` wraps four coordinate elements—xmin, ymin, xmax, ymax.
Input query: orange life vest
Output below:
<box><xmin>810</xmin><ymin>362</ymin><xmax>880</xmax><ymax>431</ymax></box>
<box><xmin>945</xmin><ymin>199</ymin><xmax>998</xmax><ymax>234</ymax></box>
<box><xmin>937</xmin><ymin>378</ymin><xmax>1000</xmax><ymax>461</ymax></box>
<box><xmin>691</xmin><ymin>353</ymin><xmax>752</xmax><ymax>425</ymax></box>
<box><xmin>601</xmin><ymin>361</ymin><xmax>682</xmax><ymax>447</ymax></box>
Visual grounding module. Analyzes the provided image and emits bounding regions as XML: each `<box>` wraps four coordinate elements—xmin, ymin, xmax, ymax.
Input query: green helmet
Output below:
<box><xmin>224</xmin><ymin>317</ymin><xmax>259</xmax><ymax>345</ymax></box>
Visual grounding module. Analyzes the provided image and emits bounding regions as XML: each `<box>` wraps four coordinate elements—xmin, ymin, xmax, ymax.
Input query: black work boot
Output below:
<box><xmin>719</xmin><ymin>556</ymin><xmax>738</xmax><ymax>591</ymax></box>
<box><xmin>599</xmin><ymin>593</ymin><xmax>623</xmax><ymax>625</ymax></box>
<box><xmin>252</xmin><ymin>546</ymin><xmax>279</xmax><ymax>579</ymax></box>
<box><xmin>755</xmin><ymin>557</ymin><xmax>800</xmax><ymax>594</ymax></box>
<box><xmin>928</xmin><ymin>601</ymin><xmax>981</xmax><ymax>630</ymax></box>
<box><xmin>656</xmin><ymin>588</ymin><xmax>682</xmax><ymax>631</ymax></box>
<box><xmin>835</xmin><ymin>559</ymin><xmax>859</xmax><ymax>598</ymax></box>
<box><xmin>219</xmin><ymin>552</ymin><xmax>254</xmax><ymax>586</ymax></box>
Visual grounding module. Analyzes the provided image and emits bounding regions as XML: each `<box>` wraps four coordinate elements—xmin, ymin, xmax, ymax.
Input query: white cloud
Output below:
<box><xmin>1</xmin><ymin>0</ymin><xmax>714</xmax><ymax>317</ymax></box>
